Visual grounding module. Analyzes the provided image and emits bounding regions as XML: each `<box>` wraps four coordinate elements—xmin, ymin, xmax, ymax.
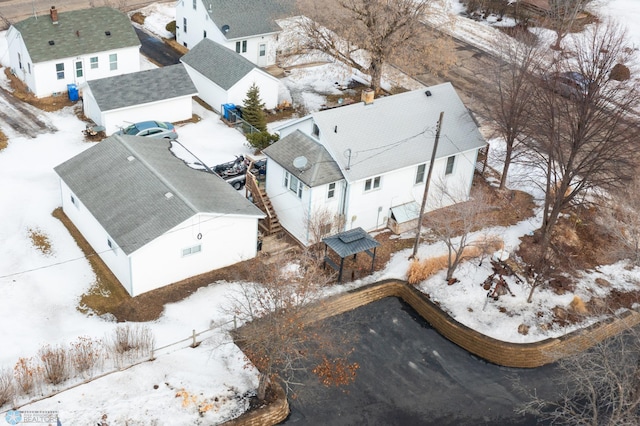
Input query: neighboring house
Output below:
<box><xmin>54</xmin><ymin>135</ymin><xmax>265</xmax><ymax>296</ymax></box>
<box><xmin>263</xmin><ymin>83</ymin><xmax>487</xmax><ymax>246</ymax></box>
<box><xmin>180</xmin><ymin>38</ymin><xmax>279</xmax><ymax>112</ymax></box>
<box><xmin>6</xmin><ymin>6</ymin><xmax>140</xmax><ymax>98</ymax></box>
<box><xmin>83</xmin><ymin>64</ymin><xmax>198</xmax><ymax>135</ymax></box>
<box><xmin>175</xmin><ymin>0</ymin><xmax>292</xmax><ymax>67</ymax></box>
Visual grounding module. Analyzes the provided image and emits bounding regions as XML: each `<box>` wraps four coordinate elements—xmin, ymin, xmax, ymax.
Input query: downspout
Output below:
<box><xmin>305</xmin><ymin>183</ymin><xmax>312</xmax><ymax>244</ymax></box>
<box><xmin>340</xmin><ymin>180</ymin><xmax>349</xmax><ymax>232</ymax></box>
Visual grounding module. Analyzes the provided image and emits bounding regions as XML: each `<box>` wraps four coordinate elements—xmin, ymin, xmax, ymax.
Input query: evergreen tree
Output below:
<box><xmin>242</xmin><ymin>83</ymin><xmax>267</xmax><ymax>132</ymax></box>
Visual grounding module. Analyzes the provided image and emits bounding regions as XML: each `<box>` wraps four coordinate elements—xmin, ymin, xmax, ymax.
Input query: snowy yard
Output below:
<box><xmin>1</xmin><ymin>0</ymin><xmax>640</xmax><ymax>424</ymax></box>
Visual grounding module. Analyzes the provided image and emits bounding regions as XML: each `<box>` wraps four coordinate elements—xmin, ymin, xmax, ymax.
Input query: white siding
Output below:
<box><xmin>182</xmin><ymin>63</ymin><xmax>229</xmax><ymax>112</ymax></box>
<box><xmin>129</xmin><ymin>213</ymin><xmax>259</xmax><ymax>296</ymax></box>
<box><xmin>276</xmin><ymin>117</ymin><xmax>316</xmax><ymax>139</ymax></box>
<box><xmin>226</xmin><ymin>70</ymin><xmax>279</xmax><ymax>110</ymax></box>
<box><xmin>103</xmin><ymin>97</ymin><xmax>193</xmax><ymax>135</ymax></box>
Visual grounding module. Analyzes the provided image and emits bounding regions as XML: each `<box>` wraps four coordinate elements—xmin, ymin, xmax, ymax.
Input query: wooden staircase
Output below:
<box><xmin>245</xmin><ymin>172</ymin><xmax>282</xmax><ymax>236</ymax></box>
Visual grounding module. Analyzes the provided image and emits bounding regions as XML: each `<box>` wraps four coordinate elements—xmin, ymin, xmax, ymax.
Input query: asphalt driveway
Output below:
<box><xmin>284</xmin><ymin>297</ymin><xmax>558</xmax><ymax>425</ymax></box>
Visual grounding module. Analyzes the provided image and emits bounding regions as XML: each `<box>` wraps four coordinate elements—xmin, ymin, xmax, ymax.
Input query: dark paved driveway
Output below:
<box><xmin>135</xmin><ymin>27</ymin><xmax>182</xmax><ymax>66</ymax></box>
<box><xmin>284</xmin><ymin>297</ymin><xmax>557</xmax><ymax>425</ymax></box>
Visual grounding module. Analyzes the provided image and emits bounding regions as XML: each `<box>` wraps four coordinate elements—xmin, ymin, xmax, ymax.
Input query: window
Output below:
<box><xmin>75</xmin><ymin>61</ymin><xmax>83</xmax><ymax>78</ymax></box>
<box><xmin>109</xmin><ymin>53</ymin><xmax>117</xmax><ymax>71</ymax></box>
<box><xmin>259</xmin><ymin>43</ymin><xmax>266</xmax><ymax>57</ymax></box>
<box><xmin>312</xmin><ymin>123</ymin><xmax>320</xmax><ymax>138</ymax></box>
<box><xmin>17</xmin><ymin>53</ymin><xmax>22</xmax><ymax>69</ymax></box>
<box><xmin>242</xmin><ymin>40</ymin><xmax>247</xmax><ymax>53</ymax></box>
<box><xmin>107</xmin><ymin>238</ymin><xmax>118</xmax><ymax>254</ymax></box>
<box><xmin>70</xmin><ymin>194</ymin><xmax>79</xmax><ymax>208</ymax></box>
<box><xmin>192</xmin><ymin>0</ymin><xmax>196</xmax><ymax>9</ymax></box>
<box><xmin>284</xmin><ymin>171</ymin><xmax>303</xmax><ymax>198</ymax></box>
<box><xmin>364</xmin><ymin>176</ymin><xmax>381</xmax><ymax>192</ymax></box>
<box><xmin>183</xmin><ymin>17</ymin><xmax>187</xmax><ymax>33</ymax></box>
<box><xmin>182</xmin><ymin>244</ymin><xmax>202</xmax><ymax>257</ymax></box>
<box><xmin>27</xmin><ymin>63</ymin><xmax>31</xmax><ymax>74</ymax></box>
<box><xmin>90</xmin><ymin>56</ymin><xmax>98</xmax><ymax>69</ymax></box>
<box><xmin>415</xmin><ymin>163</ymin><xmax>426</xmax><ymax>184</ymax></box>
<box><xmin>445</xmin><ymin>156</ymin><xmax>455</xmax><ymax>175</ymax></box>
<box><xmin>55</xmin><ymin>63</ymin><xmax>64</xmax><ymax>79</ymax></box>
<box><xmin>203</xmin><ymin>30</ymin><xmax>207</xmax><ymax>38</ymax></box>
<box><xmin>327</xmin><ymin>182</ymin><xmax>336</xmax><ymax>199</ymax></box>
<box><xmin>235</xmin><ymin>41</ymin><xmax>241</xmax><ymax>53</ymax></box>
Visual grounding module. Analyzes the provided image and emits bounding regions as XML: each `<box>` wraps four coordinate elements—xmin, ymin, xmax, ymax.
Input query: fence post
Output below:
<box><xmin>149</xmin><ymin>348</ymin><xmax>155</xmax><ymax>361</ymax></box>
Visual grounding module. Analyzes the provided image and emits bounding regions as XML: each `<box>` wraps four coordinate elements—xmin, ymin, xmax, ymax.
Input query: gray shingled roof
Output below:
<box><xmin>263</xmin><ymin>130</ymin><xmax>343</xmax><ymax>188</ymax></box>
<box><xmin>86</xmin><ymin>64</ymin><xmax>197</xmax><ymax>112</ymax></box>
<box><xmin>323</xmin><ymin>228</ymin><xmax>380</xmax><ymax>258</ymax></box>
<box><xmin>54</xmin><ymin>135</ymin><xmax>264</xmax><ymax>255</ymax></box>
<box><xmin>204</xmin><ymin>0</ymin><xmax>292</xmax><ymax>39</ymax></box>
<box><xmin>180</xmin><ymin>38</ymin><xmax>257</xmax><ymax>90</ymax></box>
<box><xmin>13</xmin><ymin>7</ymin><xmax>140</xmax><ymax>63</ymax></box>
<box><xmin>308</xmin><ymin>83</ymin><xmax>487</xmax><ymax>182</ymax></box>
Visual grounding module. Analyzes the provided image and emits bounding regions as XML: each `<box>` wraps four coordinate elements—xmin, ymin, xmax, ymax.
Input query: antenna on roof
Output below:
<box><xmin>293</xmin><ymin>156</ymin><xmax>308</xmax><ymax>172</ymax></box>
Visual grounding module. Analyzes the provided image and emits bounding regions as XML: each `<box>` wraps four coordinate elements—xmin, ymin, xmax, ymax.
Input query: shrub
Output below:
<box><xmin>407</xmin><ymin>256</ymin><xmax>448</xmax><ymax>284</ymax></box>
<box><xmin>13</xmin><ymin>357</ymin><xmax>41</xmax><ymax>394</ymax></box>
<box><xmin>610</xmin><ymin>63</ymin><xmax>631</xmax><ymax>81</ymax></box>
<box><xmin>166</xmin><ymin>20</ymin><xmax>176</xmax><ymax>36</ymax></box>
<box><xmin>246</xmin><ymin>131</ymin><xmax>279</xmax><ymax>151</ymax></box>
<box><xmin>38</xmin><ymin>344</ymin><xmax>70</xmax><ymax>385</ymax></box>
<box><xmin>0</xmin><ymin>368</ymin><xmax>14</xmax><ymax>408</ymax></box>
<box><xmin>70</xmin><ymin>336</ymin><xmax>103</xmax><ymax>377</ymax></box>
<box><xmin>108</xmin><ymin>324</ymin><xmax>155</xmax><ymax>365</ymax></box>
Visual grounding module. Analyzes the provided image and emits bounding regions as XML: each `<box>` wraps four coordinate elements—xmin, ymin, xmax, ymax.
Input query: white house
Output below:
<box><xmin>180</xmin><ymin>38</ymin><xmax>280</xmax><ymax>112</ymax></box>
<box><xmin>263</xmin><ymin>83</ymin><xmax>488</xmax><ymax>246</ymax></box>
<box><xmin>83</xmin><ymin>64</ymin><xmax>198</xmax><ymax>135</ymax></box>
<box><xmin>175</xmin><ymin>0</ymin><xmax>292</xmax><ymax>67</ymax></box>
<box><xmin>6</xmin><ymin>6</ymin><xmax>140</xmax><ymax>98</ymax></box>
<box><xmin>54</xmin><ymin>135</ymin><xmax>265</xmax><ymax>296</ymax></box>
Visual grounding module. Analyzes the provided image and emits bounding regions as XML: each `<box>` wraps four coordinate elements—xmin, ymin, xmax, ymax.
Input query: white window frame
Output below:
<box><xmin>415</xmin><ymin>163</ymin><xmax>426</xmax><ymax>184</ymax></box>
<box><xmin>327</xmin><ymin>182</ymin><xmax>336</xmax><ymax>199</ymax></box>
<box><xmin>445</xmin><ymin>156</ymin><xmax>455</xmax><ymax>175</ymax></box>
<box><xmin>364</xmin><ymin>176</ymin><xmax>381</xmax><ymax>192</ymax></box>
<box><xmin>183</xmin><ymin>17</ymin><xmax>187</xmax><ymax>33</ymax></box>
<box><xmin>109</xmin><ymin>54</ymin><xmax>117</xmax><ymax>71</ymax></box>
<box><xmin>90</xmin><ymin>56</ymin><xmax>98</xmax><ymax>69</ymax></box>
<box><xmin>75</xmin><ymin>60</ymin><xmax>83</xmax><ymax>78</ymax></box>
<box><xmin>182</xmin><ymin>244</ymin><xmax>202</xmax><ymax>257</ymax></box>
<box><xmin>284</xmin><ymin>171</ymin><xmax>303</xmax><ymax>198</ymax></box>
<box><xmin>192</xmin><ymin>0</ymin><xmax>196</xmax><ymax>9</ymax></box>
<box><xmin>55</xmin><ymin>63</ymin><xmax>64</xmax><ymax>80</ymax></box>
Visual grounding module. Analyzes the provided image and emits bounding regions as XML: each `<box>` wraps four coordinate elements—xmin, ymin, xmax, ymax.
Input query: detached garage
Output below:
<box><xmin>82</xmin><ymin>64</ymin><xmax>197</xmax><ymax>135</ymax></box>
<box><xmin>54</xmin><ymin>135</ymin><xmax>265</xmax><ymax>296</ymax></box>
<box><xmin>180</xmin><ymin>38</ymin><xmax>280</xmax><ymax>112</ymax></box>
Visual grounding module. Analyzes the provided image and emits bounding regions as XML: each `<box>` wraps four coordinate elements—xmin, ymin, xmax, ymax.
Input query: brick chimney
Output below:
<box><xmin>361</xmin><ymin>88</ymin><xmax>374</xmax><ymax>105</ymax></box>
<box><xmin>50</xmin><ymin>6</ymin><xmax>59</xmax><ymax>25</ymax></box>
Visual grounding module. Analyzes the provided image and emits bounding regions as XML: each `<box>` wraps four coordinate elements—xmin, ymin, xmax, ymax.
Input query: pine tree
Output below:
<box><xmin>242</xmin><ymin>83</ymin><xmax>267</xmax><ymax>132</ymax></box>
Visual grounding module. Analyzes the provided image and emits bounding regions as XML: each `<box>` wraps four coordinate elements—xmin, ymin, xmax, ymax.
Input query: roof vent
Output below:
<box><xmin>221</xmin><ymin>24</ymin><xmax>230</xmax><ymax>34</ymax></box>
<box><xmin>425</xmin><ymin>90</ymin><xmax>432</xmax><ymax>97</ymax></box>
<box><xmin>76</xmin><ymin>30</ymin><xmax>80</xmax><ymax>37</ymax></box>
<box><xmin>48</xmin><ymin>40</ymin><xmax>55</xmax><ymax>45</ymax></box>
<box><xmin>105</xmin><ymin>31</ymin><xmax>111</xmax><ymax>36</ymax></box>
<box><xmin>127</xmin><ymin>155</ymin><xmax>135</xmax><ymax>162</ymax></box>
<box><xmin>165</xmin><ymin>192</ymin><xmax>174</xmax><ymax>199</ymax></box>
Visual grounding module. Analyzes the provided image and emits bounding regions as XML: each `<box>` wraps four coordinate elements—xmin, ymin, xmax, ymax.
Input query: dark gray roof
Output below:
<box><xmin>323</xmin><ymin>228</ymin><xmax>380</xmax><ymax>258</ymax></box>
<box><xmin>13</xmin><ymin>7</ymin><xmax>140</xmax><ymax>63</ymax></box>
<box><xmin>263</xmin><ymin>130</ymin><xmax>343</xmax><ymax>187</ymax></box>
<box><xmin>87</xmin><ymin>64</ymin><xmax>197</xmax><ymax>112</ymax></box>
<box><xmin>180</xmin><ymin>38</ymin><xmax>257</xmax><ymax>90</ymax></box>
<box><xmin>204</xmin><ymin>0</ymin><xmax>292</xmax><ymax>39</ymax></box>
<box><xmin>54</xmin><ymin>135</ymin><xmax>264</xmax><ymax>255</ymax></box>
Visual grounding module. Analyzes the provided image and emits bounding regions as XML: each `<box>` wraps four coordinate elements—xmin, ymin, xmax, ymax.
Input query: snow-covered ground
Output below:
<box><xmin>1</xmin><ymin>1</ymin><xmax>639</xmax><ymax>424</ymax></box>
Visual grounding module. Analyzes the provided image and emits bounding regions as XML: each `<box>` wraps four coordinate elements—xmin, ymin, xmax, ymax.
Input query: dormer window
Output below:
<box><xmin>312</xmin><ymin>123</ymin><xmax>320</xmax><ymax>138</ymax></box>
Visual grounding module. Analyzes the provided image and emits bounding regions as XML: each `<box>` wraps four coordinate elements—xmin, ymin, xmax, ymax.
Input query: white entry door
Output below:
<box><xmin>257</xmin><ymin>43</ymin><xmax>267</xmax><ymax>67</ymax></box>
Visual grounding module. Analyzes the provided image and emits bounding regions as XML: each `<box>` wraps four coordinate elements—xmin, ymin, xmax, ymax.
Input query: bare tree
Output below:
<box><xmin>522</xmin><ymin>21</ymin><xmax>640</xmax><ymax>301</ymax></box>
<box><xmin>519</xmin><ymin>324</ymin><xmax>640</xmax><ymax>425</ymax></box>
<box><xmin>230</xmin><ymin>251</ymin><xmax>357</xmax><ymax>402</ymax></box>
<box><xmin>291</xmin><ymin>0</ymin><xmax>455</xmax><ymax>93</ymax></box>
<box><xmin>425</xmin><ymin>185</ymin><xmax>496</xmax><ymax>281</ymax></box>
<box><xmin>484</xmin><ymin>39</ymin><xmax>541</xmax><ymax>190</ymax></box>
<box><xmin>545</xmin><ymin>0</ymin><xmax>594</xmax><ymax>50</ymax></box>
<box><xmin>304</xmin><ymin>206</ymin><xmax>346</xmax><ymax>246</ymax></box>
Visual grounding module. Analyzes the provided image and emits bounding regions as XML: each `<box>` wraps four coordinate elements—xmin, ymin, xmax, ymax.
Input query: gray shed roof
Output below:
<box><xmin>13</xmin><ymin>7</ymin><xmax>140</xmax><ymax>63</ymax></box>
<box><xmin>180</xmin><ymin>38</ymin><xmax>259</xmax><ymax>90</ymax></box>
<box><xmin>307</xmin><ymin>83</ymin><xmax>487</xmax><ymax>182</ymax></box>
<box><xmin>54</xmin><ymin>135</ymin><xmax>264</xmax><ymax>255</ymax></box>
<box><xmin>263</xmin><ymin>130</ymin><xmax>343</xmax><ymax>188</ymax></box>
<box><xmin>323</xmin><ymin>228</ymin><xmax>380</xmax><ymax>258</ymax></box>
<box><xmin>204</xmin><ymin>0</ymin><xmax>292</xmax><ymax>40</ymax></box>
<box><xmin>86</xmin><ymin>64</ymin><xmax>197</xmax><ymax>112</ymax></box>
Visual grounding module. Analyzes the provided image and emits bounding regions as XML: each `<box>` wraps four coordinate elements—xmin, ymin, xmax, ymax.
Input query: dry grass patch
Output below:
<box><xmin>3</xmin><ymin>68</ymin><xmax>73</xmax><ymax>112</ymax></box>
<box><xmin>51</xmin><ymin>208</ymin><xmax>130</xmax><ymax>315</ymax></box>
<box><xmin>0</xmin><ymin>131</ymin><xmax>7</xmax><ymax>151</ymax></box>
<box><xmin>28</xmin><ymin>228</ymin><xmax>52</xmax><ymax>256</ymax></box>
<box><xmin>131</xmin><ymin>12</ymin><xmax>145</xmax><ymax>25</ymax></box>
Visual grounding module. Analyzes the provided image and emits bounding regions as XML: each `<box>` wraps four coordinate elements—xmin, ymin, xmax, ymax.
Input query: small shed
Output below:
<box><xmin>323</xmin><ymin>228</ymin><xmax>380</xmax><ymax>283</ymax></box>
<box><xmin>388</xmin><ymin>201</ymin><xmax>421</xmax><ymax>234</ymax></box>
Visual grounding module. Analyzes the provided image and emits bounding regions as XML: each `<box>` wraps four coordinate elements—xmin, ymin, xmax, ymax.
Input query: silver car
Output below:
<box><xmin>116</xmin><ymin>120</ymin><xmax>178</xmax><ymax>139</ymax></box>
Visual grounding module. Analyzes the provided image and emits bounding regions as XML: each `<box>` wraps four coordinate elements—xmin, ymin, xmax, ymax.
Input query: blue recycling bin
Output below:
<box><xmin>223</xmin><ymin>103</ymin><xmax>236</xmax><ymax>121</ymax></box>
<box><xmin>67</xmin><ymin>84</ymin><xmax>78</xmax><ymax>102</ymax></box>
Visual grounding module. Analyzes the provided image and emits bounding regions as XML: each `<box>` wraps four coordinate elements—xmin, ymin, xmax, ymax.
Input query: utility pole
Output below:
<box><xmin>411</xmin><ymin>111</ymin><xmax>444</xmax><ymax>260</ymax></box>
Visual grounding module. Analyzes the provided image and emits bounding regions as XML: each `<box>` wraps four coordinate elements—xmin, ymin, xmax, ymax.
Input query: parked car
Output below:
<box><xmin>115</xmin><ymin>121</ymin><xmax>178</xmax><ymax>139</ymax></box>
<box><xmin>545</xmin><ymin>71</ymin><xmax>592</xmax><ymax>99</ymax></box>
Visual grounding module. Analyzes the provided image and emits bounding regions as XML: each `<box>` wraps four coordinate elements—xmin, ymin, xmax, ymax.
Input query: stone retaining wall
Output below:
<box><xmin>225</xmin><ymin>279</ymin><xmax>640</xmax><ymax>424</ymax></box>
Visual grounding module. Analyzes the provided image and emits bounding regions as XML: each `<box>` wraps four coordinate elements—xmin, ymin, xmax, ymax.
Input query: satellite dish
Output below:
<box><xmin>293</xmin><ymin>156</ymin><xmax>308</xmax><ymax>170</ymax></box>
<box><xmin>221</xmin><ymin>24</ymin><xmax>230</xmax><ymax>34</ymax></box>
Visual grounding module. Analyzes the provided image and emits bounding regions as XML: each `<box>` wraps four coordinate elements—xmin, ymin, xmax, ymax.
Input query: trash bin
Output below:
<box><xmin>67</xmin><ymin>84</ymin><xmax>78</xmax><ymax>102</ymax></box>
<box><xmin>222</xmin><ymin>103</ymin><xmax>236</xmax><ymax>121</ymax></box>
